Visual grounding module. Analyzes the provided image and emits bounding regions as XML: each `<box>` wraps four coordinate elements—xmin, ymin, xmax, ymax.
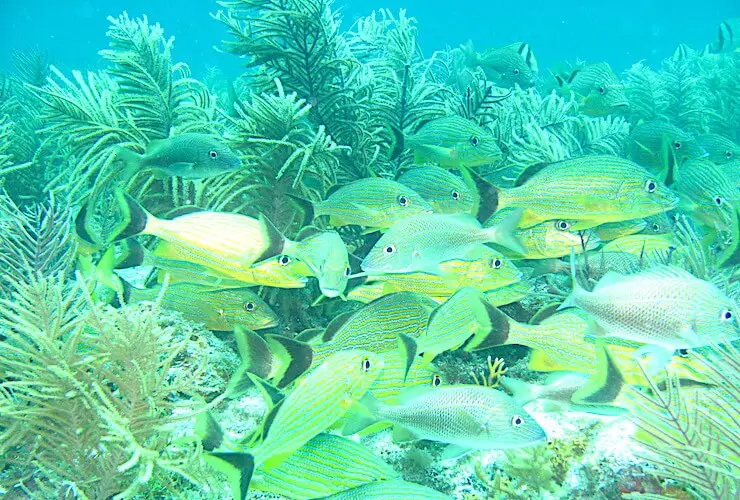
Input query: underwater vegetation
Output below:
<box><xmin>0</xmin><ymin>1</ymin><xmax>739</xmax><ymax>499</ymax></box>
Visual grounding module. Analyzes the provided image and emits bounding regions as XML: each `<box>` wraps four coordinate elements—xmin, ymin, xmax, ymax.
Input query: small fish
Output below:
<box><xmin>601</xmin><ymin>233</ymin><xmax>677</xmax><ymax>256</ymax></box>
<box><xmin>499</xmin><ymin>343</ymin><xmax>626</xmax><ymax>416</ymax></box>
<box><xmin>641</xmin><ymin>213</ymin><xmax>675</xmax><ymax>235</ymax></box>
<box><xmin>696</xmin><ymin>134</ymin><xmax>740</xmax><ymax>165</ymax></box>
<box><xmin>463</xmin><ymin>41</ymin><xmax>538</xmax><ymax>88</ymax></box>
<box><xmin>251</xmin><ymin>434</ymin><xmax>399</xmax><ymax>500</ymax></box>
<box><xmin>417</xmin><ymin>287</ymin><xmax>509</xmax><ymax>364</ymax></box>
<box><xmin>368</xmin><ymin>349</ymin><xmax>443</xmax><ymax>404</ymax></box>
<box><xmin>482</xmin><ymin>156</ymin><xmax>679</xmax><ymax>230</ymax></box>
<box><xmin>366</xmin><ymin>247</ymin><xmax>523</xmax><ymax>298</ymax></box>
<box><xmin>629</xmin><ymin>121</ymin><xmax>706</xmax><ymax>183</ymax></box>
<box><xmin>312</xmin><ymin>292</ymin><xmax>437</xmax><ymax>364</ymax></box>
<box><xmin>394</xmin><ymin>116</ymin><xmax>504</xmax><ymax>168</ymax></box>
<box><xmin>344</xmin><ymin>385</ymin><xmax>546</xmax><ymax>453</ymax></box>
<box><xmin>486</xmin><ymin>210</ymin><xmax>601</xmax><ymax>259</ymax></box>
<box><xmin>397</xmin><ymin>166</ymin><xmax>476</xmax><ymax>214</ymax></box>
<box><xmin>124</xmin><ymin>281</ymin><xmax>278</xmax><ymax>331</ymax></box>
<box><xmin>675</xmin><ymin>159</ymin><xmax>739</xmax><ymax>231</ymax></box>
<box><xmin>706</xmin><ymin>17</ymin><xmax>740</xmax><ymax>53</ymax></box>
<box><xmin>560</xmin><ymin>261</ymin><xmax>739</xmax><ymax>361</ymax></box>
<box><xmin>361</xmin><ymin>211</ymin><xmax>525</xmax><ymax>275</ymax></box>
<box><xmin>592</xmin><ymin>219</ymin><xmax>648</xmax><ymax>242</ymax></box>
<box><xmin>284</xmin><ymin>229</ymin><xmax>350</xmax><ymax>298</ymax></box>
<box><xmin>530</xmin><ymin>250</ymin><xmax>643</xmax><ymax>280</ymax></box>
<box><xmin>554</xmin><ymin>63</ymin><xmax>628</xmax><ymax>116</ymax></box>
<box><xmin>112</xmin><ymin>190</ymin><xmax>285</xmax><ymax>272</ymax></box>
<box><xmin>321</xmin><ymin>480</ymin><xmax>452</xmax><ymax>500</ymax></box>
<box><xmin>115</xmin><ymin>133</ymin><xmax>241</xmax><ymax>179</ymax></box>
<box><xmin>204</xmin><ymin>351</ymin><xmax>382</xmax><ymax>500</ymax></box>
<box><xmin>253</xmin><ymin>351</ymin><xmax>382</xmax><ymax>469</ymax></box>
<box><xmin>293</xmin><ymin>178</ymin><xmax>433</xmax><ymax>230</ymax></box>
<box><xmin>494</xmin><ymin>307</ymin><xmax>716</xmax><ymax>388</ymax></box>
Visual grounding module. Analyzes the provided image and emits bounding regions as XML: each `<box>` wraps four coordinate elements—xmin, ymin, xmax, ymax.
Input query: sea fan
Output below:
<box><xmin>624</xmin><ymin>61</ymin><xmax>663</xmax><ymax>124</ymax></box>
<box><xmin>657</xmin><ymin>57</ymin><xmax>707</xmax><ymax>134</ymax></box>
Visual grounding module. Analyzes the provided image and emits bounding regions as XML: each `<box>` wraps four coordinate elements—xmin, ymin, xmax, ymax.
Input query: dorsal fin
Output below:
<box><xmin>295</xmin><ymin>225</ymin><xmax>323</xmax><ymax>241</ymax></box>
<box><xmin>165</xmin><ymin>205</ymin><xmax>204</xmax><ymax>218</ymax></box>
<box><xmin>295</xmin><ymin>327</ymin><xmax>324</xmax><ymax>344</ymax></box>
<box><xmin>567</xmin><ymin>69</ymin><xmax>580</xmax><ymax>84</ymax></box>
<box><xmin>529</xmin><ymin>302</ymin><xmax>562</xmax><ymax>325</ymax></box>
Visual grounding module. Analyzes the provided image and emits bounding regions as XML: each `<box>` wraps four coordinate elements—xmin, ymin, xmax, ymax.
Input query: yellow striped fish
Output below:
<box><xmin>112</xmin><ymin>190</ymin><xmax>284</xmax><ymax>271</ymax></box>
<box><xmin>486</xmin><ymin>209</ymin><xmax>601</xmax><ymax>259</ymax></box>
<box><xmin>397</xmin><ymin>166</ymin><xmax>476</xmax><ymax>214</ymax></box>
<box><xmin>368</xmin><ymin>349</ymin><xmax>442</xmax><ymax>404</ymax></box>
<box><xmin>322</xmin><ymin>480</ymin><xmax>452</xmax><ymax>499</ymax></box>
<box><xmin>296</xmin><ymin>178</ymin><xmax>433</xmax><ymax>230</ymax></box>
<box><xmin>252</xmin><ymin>434</ymin><xmax>398</xmax><ymax>499</ymax></box>
<box><xmin>628</xmin><ymin>121</ymin><xmax>706</xmax><ymax>182</ymax></box>
<box><xmin>346</xmin><ymin>282</ymin><xmax>387</xmax><ymax>304</ymax></box>
<box><xmin>312</xmin><ymin>292</ymin><xmax>437</xmax><ymax>364</ymax></box>
<box><xmin>396</xmin><ymin>116</ymin><xmax>504</xmax><ymax>168</ymax></box>
<box><xmin>150</xmin><ymin>241</ymin><xmax>309</xmax><ymax>289</ymax></box>
<box><xmin>554</xmin><ymin>62</ymin><xmax>628</xmax><ymax>116</ymax></box>
<box><xmin>675</xmin><ymin>159</ymin><xmax>739</xmax><ymax>231</ymax></box>
<box><xmin>125</xmin><ymin>282</ymin><xmax>278</xmax><ymax>331</ymax></box>
<box><xmin>252</xmin><ymin>351</ymin><xmax>382</xmax><ymax>470</ymax></box>
<box><xmin>724</xmin><ymin>160</ymin><xmax>740</xmax><ymax>190</ymax></box>
<box><xmin>486</xmin><ymin>156</ymin><xmax>679</xmax><ymax>230</ymax></box>
<box><xmin>417</xmin><ymin>287</ymin><xmax>508</xmax><ymax>363</ymax></box>
<box><xmin>484</xmin><ymin>280</ymin><xmax>532</xmax><ymax>307</ymax></box>
<box><xmin>697</xmin><ymin>133</ymin><xmax>739</xmax><ymax>165</ymax></box>
<box><xmin>602</xmin><ymin>234</ymin><xmax>677</xmax><ymax>255</ymax></box>
<box><xmin>593</xmin><ymin>219</ymin><xmax>648</xmax><ymax>241</ymax></box>
<box><xmin>530</xmin><ymin>250</ymin><xmax>643</xmax><ymax>280</ymax></box>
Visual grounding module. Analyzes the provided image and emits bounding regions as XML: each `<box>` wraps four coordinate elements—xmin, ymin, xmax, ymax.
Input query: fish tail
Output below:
<box><xmin>342</xmin><ymin>392</ymin><xmax>381</xmax><ymax>436</ymax></box>
<box><xmin>470</xmin><ymin>170</ymin><xmax>501</xmax><ymax>222</ymax></box>
<box><xmin>254</xmin><ymin>214</ymin><xmax>286</xmax><ymax>263</ymax></box>
<box><xmin>203</xmin><ymin>451</ymin><xmax>254</xmax><ymax>500</ymax></box>
<box><xmin>111</xmin><ymin>189</ymin><xmax>150</xmax><ymax>243</ymax></box>
<box><xmin>719</xmin><ymin>207</ymin><xmax>740</xmax><ymax>268</ymax></box>
<box><xmin>264</xmin><ymin>334</ymin><xmax>313</xmax><ymax>388</ymax></box>
<box><xmin>517</xmin><ymin>42</ymin><xmax>538</xmax><ymax>73</ymax></box>
<box><xmin>498</xmin><ymin>376</ymin><xmax>537</xmax><ymax>405</ymax></box>
<box><xmin>461</xmin><ymin>40</ymin><xmax>479</xmax><ymax>67</ymax></box>
<box><xmin>195</xmin><ymin>411</ymin><xmax>225</xmax><ymax>451</ymax></box>
<box><xmin>572</xmin><ymin>340</ymin><xmax>624</xmax><ymax>404</ymax></box>
<box><xmin>74</xmin><ymin>196</ymin><xmax>99</xmax><ymax>248</ymax></box>
<box><xmin>389</xmin><ymin>124</ymin><xmax>405</xmax><ymax>160</ymax></box>
<box><xmin>286</xmin><ymin>193</ymin><xmax>315</xmax><ymax>227</ymax></box>
<box><xmin>558</xmin><ymin>248</ymin><xmax>582</xmax><ymax>310</ymax></box>
<box><xmin>463</xmin><ymin>300</ymin><xmax>511</xmax><ymax>350</ymax></box>
<box><xmin>482</xmin><ymin>208</ymin><xmax>526</xmax><ymax>254</ymax></box>
<box><xmin>397</xmin><ymin>333</ymin><xmax>417</xmax><ymax>382</ymax></box>
<box><xmin>227</xmin><ymin>327</ymin><xmax>275</xmax><ymax>398</ymax></box>
<box><xmin>115</xmin><ymin>238</ymin><xmax>145</xmax><ymax>269</ymax></box>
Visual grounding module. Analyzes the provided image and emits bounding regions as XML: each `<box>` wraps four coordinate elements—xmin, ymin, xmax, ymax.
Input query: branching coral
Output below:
<box><xmin>0</xmin><ymin>191</ymin><xmax>76</xmax><ymax>298</ymax></box>
<box><xmin>625</xmin><ymin>343</ymin><xmax>740</xmax><ymax>499</ymax></box>
<box><xmin>0</xmin><ymin>277</ymin><xmax>212</xmax><ymax>498</ymax></box>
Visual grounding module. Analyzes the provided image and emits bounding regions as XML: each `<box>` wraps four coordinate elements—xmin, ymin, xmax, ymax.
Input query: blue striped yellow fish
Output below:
<box><xmin>397</xmin><ymin>166</ymin><xmax>476</xmax><ymax>214</ymax></box>
<box><xmin>697</xmin><ymin>133</ymin><xmax>740</xmax><ymax>165</ymax></box>
<box><xmin>554</xmin><ymin>62</ymin><xmax>628</xmax><ymax>116</ymax></box>
<box><xmin>320</xmin><ymin>480</ymin><xmax>452</xmax><ymax>499</ymax></box>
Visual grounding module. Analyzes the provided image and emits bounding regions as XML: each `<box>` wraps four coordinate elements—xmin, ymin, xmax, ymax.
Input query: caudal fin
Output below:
<box><xmin>111</xmin><ymin>189</ymin><xmax>149</xmax><ymax>243</ymax></box>
<box><xmin>203</xmin><ymin>452</ymin><xmax>254</xmax><ymax>500</ymax></box>
<box><xmin>462</xmin><ymin>300</ymin><xmax>511</xmax><ymax>351</ymax></box>
<box><xmin>499</xmin><ymin>376</ymin><xmax>538</xmax><ymax>406</ymax></box>
<box><xmin>483</xmin><ymin>208</ymin><xmax>526</xmax><ymax>255</ymax></box>
<box><xmin>342</xmin><ymin>392</ymin><xmax>382</xmax><ymax>436</ymax></box>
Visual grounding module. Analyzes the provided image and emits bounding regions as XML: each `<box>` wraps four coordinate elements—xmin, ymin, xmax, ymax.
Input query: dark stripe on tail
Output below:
<box><xmin>466</xmin><ymin>301</ymin><xmax>510</xmax><ymax>350</ymax></box>
<box><xmin>112</xmin><ymin>190</ymin><xmax>148</xmax><ymax>242</ymax></box>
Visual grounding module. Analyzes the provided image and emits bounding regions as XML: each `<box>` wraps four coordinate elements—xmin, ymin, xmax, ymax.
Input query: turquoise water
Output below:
<box><xmin>0</xmin><ymin>1</ymin><xmax>738</xmax><ymax>499</ymax></box>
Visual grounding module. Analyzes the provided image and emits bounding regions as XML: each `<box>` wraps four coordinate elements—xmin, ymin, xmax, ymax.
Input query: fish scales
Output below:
<box><xmin>254</xmin><ymin>351</ymin><xmax>381</xmax><ymax>469</ymax></box>
<box><xmin>322</xmin><ymin>480</ymin><xmax>452</xmax><ymax>499</ymax></box>
<box><xmin>253</xmin><ymin>434</ymin><xmax>398</xmax><ymax>499</ymax></box>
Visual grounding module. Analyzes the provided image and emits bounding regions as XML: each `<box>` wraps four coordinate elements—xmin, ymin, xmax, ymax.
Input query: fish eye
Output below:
<box><xmin>451</xmin><ymin>190</ymin><xmax>461</xmax><ymax>200</ymax></box>
<box><xmin>470</xmin><ymin>135</ymin><xmax>480</xmax><ymax>147</ymax></box>
<box><xmin>674</xmin><ymin>141</ymin><xmax>682</xmax><ymax>150</ymax></box>
<box><xmin>513</xmin><ymin>68</ymin><xmax>520</xmax><ymax>75</ymax></box>
<box><xmin>555</xmin><ymin>220</ymin><xmax>571</xmax><ymax>230</ymax></box>
<box><xmin>492</xmin><ymin>257</ymin><xmax>503</xmax><ymax>269</ymax></box>
<box><xmin>597</xmin><ymin>86</ymin><xmax>606</xmax><ymax>94</ymax></box>
<box><xmin>243</xmin><ymin>302</ymin><xmax>255</xmax><ymax>312</ymax></box>
<box><xmin>714</xmin><ymin>195</ymin><xmax>723</xmax><ymax>206</ymax></box>
<box><xmin>720</xmin><ymin>309</ymin><xmax>733</xmax><ymax>322</ymax></box>
<box><xmin>384</xmin><ymin>244</ymin><xmax>396</xmax><ymax>254</ymax></box>
<box><xmin>397</xmin><ymin>195</ymin><xmax>410</xmax><ymax>207</ymax></box>
<box><xmin>344</xmin><ymin>266</ymin><xmax>351</xmax><ymax>276</ymax></box>
<box><xmin>432</xmin><ymin>374</ymin><xmax>442</xmax><ymax>387</ymax></box>
<box><xmin>644</xmin><ymin>179</ymin><xmax>658</xmax><ymax>193</ymax></box>
<box><xmin>652</xmin><ymin>223</ymin><xmax>660</xmax><ymax>232</ymax></box>
<box><xmin>361</xmin><ymin>356</ymin><xmax>371</xmax><ymax>372</ymax></box>
<box><xmin>208</xmin><ymin>150</ymin><xmax>218</xmax><ymax>159</ymax></box>
<box><xmin>511</xmin><ymin>415</ymin><xmax>525</xmax><ymax>427</ymax></box>
<box><xmin>725</xmin><ymin>151</ymin><xmax>733</xmax><ymax>159</ymax></box>
<box><xmin>279</xmin><ymin>255</ymin><xmax>291</xmax><ymax>266</ymax></box>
